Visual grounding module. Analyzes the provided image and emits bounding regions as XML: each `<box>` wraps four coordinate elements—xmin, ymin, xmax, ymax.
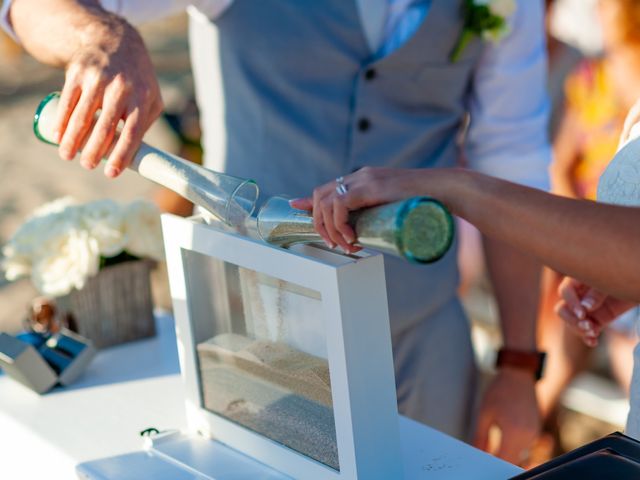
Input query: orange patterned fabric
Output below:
<box><xmin>564</xmin><ymin>59</ymin><xmax>626</xmax><ymax>200</ymax></box>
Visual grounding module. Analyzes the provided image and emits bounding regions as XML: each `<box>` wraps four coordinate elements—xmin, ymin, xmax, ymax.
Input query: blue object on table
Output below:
<box><xmin>46</xmin><ymin>332</ymin><xmax>86</xmax><ymax>357</ymax></box>
<box><xmin>0</xmin><ymin>329</ymin><xmax>95</xmax><ymax>393</ymax></box>
<box><xmin>38</xmin><ymin>345</ymin><xmax>73</xmax><ymax>375</ymax></box>
<box><xmin>16</xmin><ymin>331</ymin><xmax>49</xmax><ymax>349</ymax></box>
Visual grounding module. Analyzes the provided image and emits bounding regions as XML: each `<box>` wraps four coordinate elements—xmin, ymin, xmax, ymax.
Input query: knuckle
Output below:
<box><xmin>113</xmin><ymin>74</ymin><xmax>133</xmax><ymax>92</ymax></box>
<box><xmin>138</xmin><ymin>86</ymin><xmax>156</xmax><ymax>105</ymax></box>
<box><xmin>86</xmin><ymin>70</ymin><xmax>107</xmax><ymax>91</ymax></box>
<box><xmin>118</xmin><ymin>131</ymin><xmax>136</xmax><ymax>149</ymax></box>
<box><xmin>64</xmin><ymin>65</ymin><xmax>83</xmax><ymax>83</ymax></box>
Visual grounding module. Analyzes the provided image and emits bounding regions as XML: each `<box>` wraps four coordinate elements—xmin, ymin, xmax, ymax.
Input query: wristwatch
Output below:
<box><xmin>496</xmin><ymin>348</ymin><xmax>546</xmax><ymax>381</ymax></box>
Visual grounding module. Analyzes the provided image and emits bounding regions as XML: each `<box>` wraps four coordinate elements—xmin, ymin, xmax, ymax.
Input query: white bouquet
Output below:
<box><xmin>1</xmin><ymin>197</ymin><xmax>164</xmax><ymax>297</ymax></box>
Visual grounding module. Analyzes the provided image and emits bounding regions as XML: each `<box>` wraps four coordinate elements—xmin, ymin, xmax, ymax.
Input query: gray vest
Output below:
<box><xmin>189</xmin><ymin>0</ymin><xmax>484</xmax><ymax>334</ymax></box>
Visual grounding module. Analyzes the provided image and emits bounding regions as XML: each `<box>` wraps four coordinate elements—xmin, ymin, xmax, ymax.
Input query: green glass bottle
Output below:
<box><xmin>257</xmin><ymin>196</ymin><xmax>454</xmax><ymax>264</ymax></box>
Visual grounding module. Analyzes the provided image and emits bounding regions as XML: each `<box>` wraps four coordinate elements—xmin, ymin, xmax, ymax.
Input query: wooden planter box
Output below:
<box><xmin>58</xmin><ymin>260</ymin><xmax>156</xmax><ymax>349</ymax></box>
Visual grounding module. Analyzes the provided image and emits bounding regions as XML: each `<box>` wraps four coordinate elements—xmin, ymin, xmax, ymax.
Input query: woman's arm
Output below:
<box><xmin>291</xmin><ymin>167</ymin><xmax>640</xmax><ymax>301</ymax></box>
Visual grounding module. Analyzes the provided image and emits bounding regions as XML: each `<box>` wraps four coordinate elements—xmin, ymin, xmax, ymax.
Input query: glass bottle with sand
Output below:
<box><xmin>33</xmin><ymin>92</ymin><xmax>258</xmax><ymax>227</ymax></box>
<box><xmin>257</xmin><ymin>195</ymin><xmax>454</xmax><ymax>263</ymax></box>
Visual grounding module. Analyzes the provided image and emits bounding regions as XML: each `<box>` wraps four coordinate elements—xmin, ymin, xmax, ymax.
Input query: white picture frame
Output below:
<box><xmin>162</xmin><ymin>214</ymin><xmax>404</xmax><ymax>479</ymax></box>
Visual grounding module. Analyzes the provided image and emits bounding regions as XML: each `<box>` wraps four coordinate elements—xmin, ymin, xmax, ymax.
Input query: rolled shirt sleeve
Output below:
<box><xmin>1</xmin><ymin>0</ymin><xmax>232</xmax><ymax>39</ymax></box>
<box><xmin>101</xmin><ymin>0</ymin><xmax>233</xmax><ymax>25</ymax></box>
<box><xmin>465</xmin><ymin>0</ymin><xmax>552</xmax><ymax>191</ymax></box>
<box><xmin>0</xmin><ymin>0</ymin><xmax>17</xmax><ymax>41</ymax></box>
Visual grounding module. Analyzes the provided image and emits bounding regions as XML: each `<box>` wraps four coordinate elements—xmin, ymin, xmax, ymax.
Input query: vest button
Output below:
<box><xmin>364</xmin><ymin>68</ymin><xmax>377</xmax><ymax>80</ymax></box>
<box><xmin>358</xmin><ymin>118</ymin><xmax>371</xmax><ymax>132</ymax></box>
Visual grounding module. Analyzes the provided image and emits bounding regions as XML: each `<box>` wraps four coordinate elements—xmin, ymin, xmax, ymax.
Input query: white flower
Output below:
<box><xmin>123</xmin><ymin>200</ymin><xmax>164</xmax><ymax>261</ymax></box>
<box><xmin>2</xmin><ymin>197</ymin><xmax>162</xmax><ymax>296</ymax></box>
<box><xmin>1</xmin><ymin>200</ymin><xmax>84</xmax><ymax>280</ymax></box>
<box><xmin>31</xmin><ymin>229</ymin><xmax>100</xmax><ymax>296</ymax></box>
<box><xmin>474</xmin><ymin>0</ymin><xmax>516</xmax><ymax>18</ymax></box>
<box><xmin>1</xmin><ymin>246</ymin><xmax>31</xmax><ymax>281</ymax></box>
<box><xmin>80</xmin><ymin>199</ymin><xmax>127</xmax><ymax>257</ymax></box>
<box><xmin>29</xmin><ymin>196</ymin><xmax>77</xmax><ymax>219</ymax></box>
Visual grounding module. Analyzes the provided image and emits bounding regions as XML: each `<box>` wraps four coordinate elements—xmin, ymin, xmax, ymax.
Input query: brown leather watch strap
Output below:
<box><xmin>496</xmin><ymin>348</ymin><xmax>546</xmax><ymax>381</ymax></box>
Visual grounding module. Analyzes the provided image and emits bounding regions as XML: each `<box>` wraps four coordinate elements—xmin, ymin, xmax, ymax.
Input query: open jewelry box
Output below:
<box><xmin>76</xmin><ymin>214</ymin><xmax>521</xmax><ymax>479</ymax></box>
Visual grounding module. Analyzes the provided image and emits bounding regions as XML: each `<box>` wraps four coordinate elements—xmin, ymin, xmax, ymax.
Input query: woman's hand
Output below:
<box><xmin>290</xmin><ymin>167</ymin><xmax>427</xmax><ymax>252</ymax></box>
<box><xmin>555</xmin><ymin>277</ymin><xmax>636</xmax><ymax>347</ymax></box>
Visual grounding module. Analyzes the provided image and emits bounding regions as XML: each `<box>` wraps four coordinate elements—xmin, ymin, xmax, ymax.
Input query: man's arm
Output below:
<box><xmin>8</xmin><ymin>0</ymin><xmax>163</xmax><ymax>177</ymax></box>
<box><xmin>464</xmin><ymin>0</ymin><xmax>550</xmax><ymax>464</ymax></box>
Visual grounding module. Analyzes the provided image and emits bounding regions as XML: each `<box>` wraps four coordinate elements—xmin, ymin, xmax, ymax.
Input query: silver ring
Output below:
<box><xmin>335</xmin><ymin>176</ymin><xmax>348</xmax><ymax>196</ymax></box>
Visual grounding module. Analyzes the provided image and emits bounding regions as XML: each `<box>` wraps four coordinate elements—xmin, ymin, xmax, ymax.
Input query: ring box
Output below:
<box><xmin>0</xmin><ymin>329</ymin><xmax>95</xmax><ymax>394</ymax></box>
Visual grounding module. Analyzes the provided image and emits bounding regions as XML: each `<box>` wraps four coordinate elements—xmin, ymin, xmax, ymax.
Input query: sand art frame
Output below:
<box><xmin>162</xmin><ymin>214</ymin><xmax>403</xmax><ymax>479</ymax></box>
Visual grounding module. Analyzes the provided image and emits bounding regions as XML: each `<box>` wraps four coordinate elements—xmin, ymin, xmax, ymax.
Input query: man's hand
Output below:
<box><xmin>479</xmin><ymin>235</ymin><xmax>542</xmax><ymax>466</ymax></box>
<box><xmin>55</xmin><ymin>17</ymin><xmax>163</xmax><ymax>177</ymax></box>
<box><xmin>11</xmin><ymin>0</ymin><xmax>163</xmax><ymax>177</ymax></box>
<box><xmin>555</xmin><ymin>277</ymin><xmax>636</xmax><ymax>347</ymax></box>
<box><xmin>474</xmin><ymin>369</ymin><xmax>540</xmax><ymax>465</ymax></box>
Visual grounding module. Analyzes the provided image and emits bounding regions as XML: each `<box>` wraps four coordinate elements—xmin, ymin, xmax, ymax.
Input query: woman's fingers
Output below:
<box><xmin>296</xmin><ymin>167</ymin><xmax>413</xmax><ymax>250</ymax></box>
<box><xmin>555</xmin><ymin>302</ymin><xmax>600</xmax><ymax>347</ymax></box>
<box><xmin>321</xmin><ymin>197</ymin><xmax>352</xmax><ymax>251</ymax></box>
<box><xmin>558</xmin><ymin>277</ymin><xmax>587</xmax><ymax>320</ymax></box>
<box><xmin>580</xmin><ymin>287</ymin><xmax>608</xmax><ymax>312</ymax></box>
<box><xmin>312</xmin><ymin>188</ymin><xmax>332</xmax><ymax>248</ymax></box>
<box><xmin>290</xmin><ymin>198</ymin><xmax>313</xmax><ymax>210</ymax></box>
<box><xmin>333</xmin><ymin>196</ymin><xmax>357</xmax><ymax>246</ymax></box>
<box><xmin>556</xmin><ymin>277</ymin><xmax>612</xmax><ymax>347</ymax></box>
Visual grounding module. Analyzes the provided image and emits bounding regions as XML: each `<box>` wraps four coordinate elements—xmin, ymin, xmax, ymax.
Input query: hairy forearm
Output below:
<box><xmin>10</xmin><ymin>0</ymin><xmax>122</xmax><ymax>67</ymax></box>
<box><xmin>426</xmin><ymin>170</ymin><xmax>640</xmax><ymax>301</ymax></box>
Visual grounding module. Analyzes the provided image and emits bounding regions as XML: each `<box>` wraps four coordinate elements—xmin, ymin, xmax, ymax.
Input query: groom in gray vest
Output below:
<box><xmin>5</xmin><ymin>0</ymin><xmax>551</xmax><ymax>464</ymax></box>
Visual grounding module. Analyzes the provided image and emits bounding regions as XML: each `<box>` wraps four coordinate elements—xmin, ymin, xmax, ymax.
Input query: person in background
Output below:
<box><xmin>545</xmin><ymin>0</ymin><xmax>584</xmax><ymax>141</ymax></box>
<box><xmin>536</xmin><ymin>0</ymin><xmax>640</xmax><ymax>451</ymax></box>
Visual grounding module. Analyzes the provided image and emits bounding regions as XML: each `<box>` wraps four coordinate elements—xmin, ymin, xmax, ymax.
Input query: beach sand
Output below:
<box><xmin>197</xmin><ymin>333</ymin><xmax>339</xmax><ymax>470</ymax></box>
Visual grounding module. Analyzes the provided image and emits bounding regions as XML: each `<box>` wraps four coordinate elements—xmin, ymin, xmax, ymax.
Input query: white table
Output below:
<box><xmin>0</xmin><ymin>313</ymin><xmax>522</xmax><ymax>479</ymax></box>
<box><xmin>0</xmin><ymin>313</ymin><xmax>186</xmax><ymax>479</ymax></box>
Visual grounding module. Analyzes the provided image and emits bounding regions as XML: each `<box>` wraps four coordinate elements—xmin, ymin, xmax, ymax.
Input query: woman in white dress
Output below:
<box><xmin>293</xmin><ymin>101</ymin><xmax>640</xmax><ymax>439</ymax></box>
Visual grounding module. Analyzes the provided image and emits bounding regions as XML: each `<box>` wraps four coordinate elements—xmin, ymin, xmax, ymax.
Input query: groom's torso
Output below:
<box><xmin>189</xmin><ymin>0</ymin><xmax>484</xmax><ymax>329</ymax></box>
